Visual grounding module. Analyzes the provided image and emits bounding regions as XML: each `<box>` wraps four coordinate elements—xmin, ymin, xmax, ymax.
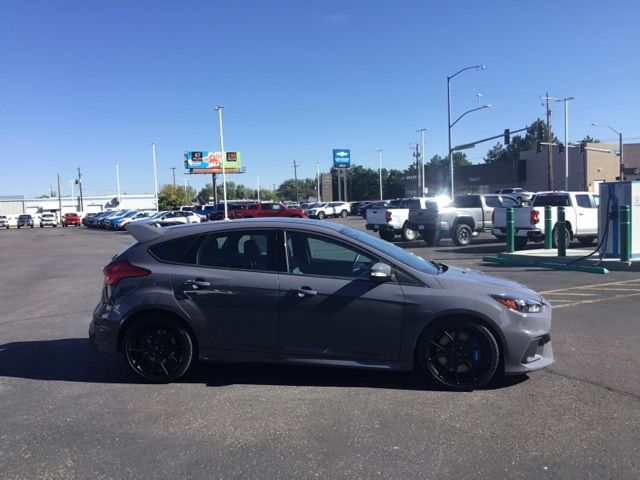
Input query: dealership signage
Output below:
<box><xmin>332</xmin><ymin>149</ymin><xmax>351</xmax><ymax>168</ymax></box>
<box><xmin>184</xmin><ymin>151</ymin><xmax>243</xmax><ymax>174</ymax></box>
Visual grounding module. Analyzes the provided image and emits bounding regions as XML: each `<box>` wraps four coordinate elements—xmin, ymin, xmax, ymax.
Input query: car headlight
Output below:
<box><xmin>490</xmin><ymin>294</ymin><xmax>544</xmax><ymax>313</ymax></box>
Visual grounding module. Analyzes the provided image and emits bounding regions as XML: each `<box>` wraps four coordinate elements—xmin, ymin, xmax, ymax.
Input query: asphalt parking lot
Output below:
<box><xmin>1</xmin><ymin>219</ymin><xmax>639</xmax><ymax>479</ymax></box>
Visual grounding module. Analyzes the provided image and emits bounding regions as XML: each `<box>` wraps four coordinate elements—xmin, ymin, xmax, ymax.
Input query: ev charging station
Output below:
<box><xmin>598</xmin><ymin>181</ymin><xmax>640</xmax><ymax>260</ymax></box>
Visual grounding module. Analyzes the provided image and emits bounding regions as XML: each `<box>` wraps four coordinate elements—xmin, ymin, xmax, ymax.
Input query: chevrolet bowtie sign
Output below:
<box><xmin>333</xmin><ymin>149</ymin><xmax>351</xmax><ymax>168</ymax></box>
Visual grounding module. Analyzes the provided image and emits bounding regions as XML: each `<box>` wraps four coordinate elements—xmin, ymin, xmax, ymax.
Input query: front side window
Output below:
<box><xmin>195</xmin><ymin>230</ymin><xmax>277</xmax><ymax>272</ymax></box>
<box><xmin>576</xmin><ymin>194</ymin><xmax>593</xmax><ymax>208</ymax></box>
<box><xmin>285</xmin><ymin>231</ymin><xmax>377</xmax><ymax>279</ymax></box>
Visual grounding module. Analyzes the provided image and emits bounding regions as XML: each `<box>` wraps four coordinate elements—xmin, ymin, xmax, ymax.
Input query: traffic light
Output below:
<box><xmin>536</xmin><ymin>124</ymin><xmax>544</xmax><ymax>142</ymax></box>
<box><xmin>504</xmin><ymin>129</ymin><xmax>510</xmax><ymax>145</ymax></box>
<box><xmin>558</xmin><ymin>143</ymin><xmax>565</xmax><ymax>154</ymax></box>
<box><xmin>580</xmin><ymin>141</ymin><xmax>586</xmax><ymax>153</ymax></box>
<box><xmin>536</xmin><ymin>142</ymin><xmax>542</xmax><ymax>153</ymax></box>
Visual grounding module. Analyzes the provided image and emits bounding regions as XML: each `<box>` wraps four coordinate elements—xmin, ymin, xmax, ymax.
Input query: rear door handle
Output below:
<box><xmin>289</xmin><ymin>286</ymin><xmax>318</xmax><ymax>298</ymax></box>
<box><xmin>184</xmin><ymin>278</ymin><xmax>212</xmax><ymax>288</ymax></box>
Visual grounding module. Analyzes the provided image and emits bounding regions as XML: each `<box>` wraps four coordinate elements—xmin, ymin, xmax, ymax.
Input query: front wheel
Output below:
<box><xmin>452</xmin><ymin>224</ymin><xmax>472</xmax><ymax>246</ymax></box>
<box><xmin>379</xmin><ymin>230</ymin><xmax>395</xmax><ymax>242</ymax></box>
<box><xmin>317</xmin><ymin>211</ymin><xmax>325</xmax><ymax>220</ymax></box>
<box><xmin>340</xmin><ymin>210</ymin><xmax>348</xmax><ymax>218</ymax></box>
<box><xmin>401</xmin><ymin>223</ymin><xmax>418</xmax><ymax>242</ymax></box>
<box><xmin>418</xmin><ymin>320</ymin><xmax>500</xmax><ymax>390</ymax></box>
<box><xmin>123</xmin><ymin>315</ymin><xmax>194</xmax><ymax>383</ymax></box>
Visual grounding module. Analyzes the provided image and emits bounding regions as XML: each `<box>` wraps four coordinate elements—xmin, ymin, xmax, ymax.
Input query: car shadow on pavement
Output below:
<box><xmin>0</xmin><ymin>338</ymin><xmax>529</xmax><ymax>391</ymax></box>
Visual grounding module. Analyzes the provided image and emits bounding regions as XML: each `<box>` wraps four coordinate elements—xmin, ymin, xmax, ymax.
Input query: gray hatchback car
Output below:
<box><xmin>90</xmin><ymin>218</ymin><xmax>553</xmax><ymax>389</ymax></box>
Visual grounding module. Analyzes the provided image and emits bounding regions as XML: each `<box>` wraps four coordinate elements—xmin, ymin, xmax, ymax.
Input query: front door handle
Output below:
<box><xmin>289</xmin><ymin>286</ymin><xmax>318</xmax><ymax>298</ymax></box>
<box><xmin>184</xmin><ymin>278</ymin><xmax>212</xmax><ymax>288</ymax></box>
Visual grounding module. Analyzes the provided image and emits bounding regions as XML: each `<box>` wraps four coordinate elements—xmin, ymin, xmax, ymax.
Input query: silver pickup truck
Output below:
<box><xmin>365</xmin><ymin>198</ymin><xmax>428</xmax><ymax>241</ymax></box>
<box><xmin>408</xmin><ymin>194</ymin><xmax>520</xmax><ymax>246</ymax></box>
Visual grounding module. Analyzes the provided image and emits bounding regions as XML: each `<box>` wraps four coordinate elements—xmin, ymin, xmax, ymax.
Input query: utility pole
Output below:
<box><xmin>292</xmin><ymin>160</ymin><xmax>299</xmax><ymax>202</ymax></box>
<box><xmin>377</xmin><ymin>149</ymin><xmax>383</xmax><ymax>200</ymax></box>
<box><xmin>542</xmin><ymin>93</ymin><xmax>556</xmax><ymax>190</ymax></box>
<box><xmin>170</xmin><ymin>167</ymin><xmax>177</xmax><ymax>188</ymax></box>
<box><xmin>151</xmin><ymin>143</ymin><xmax>159</xmax><ymax>209</ymax></box>
<box><xmin>417</xmin><ymin>128</ymin><xmax>427</xmax><ymax>196</ymax></box>
<box><xmin>77</xmin><ymin>167</ymin><xmax>84</xmax><ymax>212</ymax></box>
<box><xmin>413</xmin><ymin>143</ymin><xmax>420</xmax><ymax>197</ymax></box>
<box><xmin>115</xmin><ymin>161</ymin><xmax>121</xmax><ymax>197</ymax></box>
<box><xmin>57</xmin><ymin>174</ymin><xmax>62</xmax><ymax>224</ymax></box>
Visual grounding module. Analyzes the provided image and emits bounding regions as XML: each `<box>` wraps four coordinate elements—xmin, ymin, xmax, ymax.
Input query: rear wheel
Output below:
<box><xmin>401</xmin><ymin>223</ymin><xmax>418</xmax><ymax>242</ymax></box>
<box><xmin>122</xmin><ymin>315</ymin><xmax>194</xmax><ymax>383</ymax></box>
<box><xmin>317</xmin><ymin>211</ymin><xmax>325</xmax><ymax>220</ymax></box>
<box><xmin>514</xmin><ymin>237</ymin><xmax>528</xmax><ymax>250</ymax></box>
<box><xmin>418</xmin><ymin>319</ymin><xmax>500</xmax><ymax>390</ymax></box>
<box><xmin>452</xmin><ymin>224</ymin><xmax>473</xmax><ymax>246</ymax></box>
<box><xmin>340</xmin><ymin>210</ymin><xmax>348</xmax><ymax>218</ymax></box>
<box><xmin>379</xmin><ymin>230</ymin><xmax>395</xmax><ymax>242</ymax></box>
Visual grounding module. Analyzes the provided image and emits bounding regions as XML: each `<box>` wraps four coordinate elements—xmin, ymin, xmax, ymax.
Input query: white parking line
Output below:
<box><xmin>541</xmin><ymin>278</ymin><xmax>640</xmax><ymax>295</ymax></box>
<box><xmin>553</xmin><ymin>292</ymin><xmax>640</xmax><ymax>309</ymax></box>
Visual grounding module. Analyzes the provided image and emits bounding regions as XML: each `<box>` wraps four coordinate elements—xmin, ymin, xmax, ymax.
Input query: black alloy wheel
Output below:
<box><xmin>419</xmin><ymin>320</ymin><xmax>499</xmax><ymax>389</ymax></box>
<box><xmin>123</xmin><ymin>316</ymin><xmax>194</xmax><ymax>383</ymax></box>
<box><xmin>452</xmin><ymin>224</ymin><xmax>472</xmax><ymax>246</ymax></box>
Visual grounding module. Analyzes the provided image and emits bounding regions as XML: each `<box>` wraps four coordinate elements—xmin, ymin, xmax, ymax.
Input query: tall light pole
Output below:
<box><xmin>69</xmin><ymin>179</ymin><xmax>74</xmax><ymax>198</ymax></box>
<box><xmin>115</xmin><ymin>161</ymin><xmax>121</xmax><ymax>197</ymax></box>
<box><xmin>417</xmin><ymin>129</ymin><xmax>427</xmax><ymax>196</ymax></box>
<box><xmin>376</xmin><ymin>149</ymin><xmax>383</xmax><ymax>200</ymax></box>
<box><xmin>591</xmin><ymin>123</ymin><xmax>624</xmax><ymax>182</ymax></box>
<box><xmin>447</xmin><ymin>64</ymin><xmax>486</xmax><ymax>197</ymax></box>
<box><xmin>215</xmin><ymin>105</ymin><xmax>228</xmax><ymax>220</ymax></box>
<box><xmin>556</xmin><ymin>97</ymin><xmax>575</xmax><ymax>190</ymax></box>
<box><xmin>151</xmin><ymin>142</ymin><xmax>158</xmax><ymax>209</ymax></box>
<box><xmin>256</xmin><ymin>174</ymin><xmax>260</xmax><ymax>202</ymax></box>
<box><xmin>316</xmin><ymin>162</ymin><xmax>321</xmax><ymax>202</ymax></box>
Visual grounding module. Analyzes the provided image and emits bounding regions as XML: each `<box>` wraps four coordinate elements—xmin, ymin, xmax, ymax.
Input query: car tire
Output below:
<box><xmin>317</xmin><ymin>211</ymin><xmax>325</xmax><ymax>220</ymax></box>
<box><xmin>340</xmin><ymin>210</ymin><xmax>348</xmax><ymax>218</ymax></box>
<box><xmin>514</xmin><ymin>237</ymin><xmax>528</xmax><ymax>250</ymax></box>
<box><xmin>401</xmin><ymin>223</ymin><xmax>418</xmax><ymax>242</ymax></box>
<box><xmin>452</xmin><ymin>223</ymin><xmax>473</xmax><ymax>246</ymax></box>
<box><xmin>417</xmin><ymin>319</ymin><xmax>500</xmax><ymax>390</ymax></box>
<box><xmin>578</xmin><ymin>236</ymin><xmax>596</xmax><ymax>247</ymax></box>
<box><xmin>422</xmin><ymin>229</ymin><xmax>440</xmax><ymax>247</ymax></box>
<box><xmin>122</xmin><ymin>314</ymin><xmax>194</xmax><ymax>383</ymax></box>
<box><xmin>552</xmin><ymin>225</ymin><xmax>571</xmax><ymax>249</ymax></box>
<box><xmin>379</xmin><ymin>230</ymin><xmax>395</xmax><ymax>242</ymax></box>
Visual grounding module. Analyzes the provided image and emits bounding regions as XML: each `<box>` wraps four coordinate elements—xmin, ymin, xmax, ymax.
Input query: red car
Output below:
<box><xmin>62</xmin><ymin>213</ymin><xmax>82</xmax><ymax>227</ymax></box>
<box><xmin>228</xmin><ymin>202</ymin><xmax>308</xmax><ymax>219</ymax></box>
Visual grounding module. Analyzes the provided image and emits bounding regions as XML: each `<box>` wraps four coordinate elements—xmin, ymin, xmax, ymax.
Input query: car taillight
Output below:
<box><xmin>530</xmin><ymin>210</ymin><xmax>540</xmax><ymax>225</ymax></box>
<box><xmin>385</xmin><ymin>211</ymin><xmax>392</xmax><ymax>222</ymax></box>
<box><xmin>103</xmin><ymin>260</ymin><xmax>150</xmax><ymax>286</ymax></box>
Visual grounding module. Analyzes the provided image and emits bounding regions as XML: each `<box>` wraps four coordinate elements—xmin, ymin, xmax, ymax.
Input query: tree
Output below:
<box><xmin>196</xmin><ymin>184</ymin><xmax>214</xmax><ymax>204</ymax></box>
<box><xmin>581</xmin><ymin>135</ymin><xmax>601</xmax><ymax>144</ymax></box>
<box><xmin>157</xmin><ymin>184</ymin><xmax>196</xmax><ymax>210</ymax></box>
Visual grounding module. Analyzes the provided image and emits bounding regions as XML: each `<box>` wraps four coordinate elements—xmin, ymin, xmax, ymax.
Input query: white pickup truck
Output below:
<box><xmin>492</xmin><ymin>191</ymin><xmax>599</xmax><ymax>249</ymax></box>
<box><xmin>365</xmin><ymin>198</ymin><xmax>430</xmax><ymax>241</ymax></box>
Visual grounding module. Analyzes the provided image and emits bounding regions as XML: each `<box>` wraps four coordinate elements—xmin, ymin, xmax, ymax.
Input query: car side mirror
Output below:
<box><xmin>370</xmin><ymin>262</ymin><xmax>393</xmax><ymax>282</ymax></box>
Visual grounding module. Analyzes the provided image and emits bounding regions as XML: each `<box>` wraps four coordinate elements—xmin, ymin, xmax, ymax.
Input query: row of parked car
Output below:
<box><xmin>363</xmin><ymin>188</ymin><xmax>600</xmax><ymax>249</ymax></box>
<box><xmin>0</xmin><ymin>213</ymin><xmax>64</xmax><ymax>229</ymax></box>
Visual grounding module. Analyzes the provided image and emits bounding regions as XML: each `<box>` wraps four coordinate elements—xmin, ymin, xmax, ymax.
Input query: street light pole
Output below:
<box><xmin>417</xmin><ymin>129</ymin><xmax>427</xmax><ymax>196</ymax></box>
<box><xmin>215</xmin><ymin>105</ymin><xmax>228</xmax><ymax>220</ymax></box>
<box><xmin>115</xmin><ymin>161</ymin><xmax>121</xmax><ymax>197</ymax></box>
<box><xmin>592</xmin><ymin>123</ymin><xmax>624</xmax><ymax>182</ymax></box>
<box><xmin>316</xmin><ymin>162</ymin><xmax>321</xmax><ymax>202</ymax></box>
<box><xmin>556</xmin><ymin>97</ymin><xmax>575</xmax><ymax>191</ymax></box>
<box><xmin>151</xmin><ymin>142</ymin><xmax>158</xmax><ymax>209</ymax></box>
<box><xmin>447</xmin><ymin>64</ymin><xmax>486</xmax><ymax>198</ymax></box>
<box><xmin>377</xmin><ymin>149</ymin><xmax>383</xmax><ymax>200</ymax></box>
<box><xmin>257</xmin><ymin>174</ymin><xmax>260</xmax><ymax>202</ymax></box>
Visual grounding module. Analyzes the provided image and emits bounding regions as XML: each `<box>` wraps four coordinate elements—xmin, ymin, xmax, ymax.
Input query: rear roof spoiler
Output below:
<box><xmin>125</xmin><ymin>221</ymin><xmax>166</xmax><ymax>243</ymax></box>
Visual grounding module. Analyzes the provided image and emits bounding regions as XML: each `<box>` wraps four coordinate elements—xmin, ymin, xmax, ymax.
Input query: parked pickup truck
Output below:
<box><xmin>491</xmin><ymin>191</ymin><xmax>599</xmax><ymax>249</ymax></box>
<box><xmin>407</xmin><ymin>194</ymin><xmax>520</xmax><ymax>246</ymax></box>
<box><xmin>227</xmin><ymin>202</ymin><xmax>308</xmax><ymax>219</ymax></box>
<box><xmin>365</xmin><ymin>198</ymin><xmax>430</xmax><ymax>241</ymax></box>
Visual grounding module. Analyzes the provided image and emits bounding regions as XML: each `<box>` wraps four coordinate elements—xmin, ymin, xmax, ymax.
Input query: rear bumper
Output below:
<box><xmin>89</xmin><ymin>301</ymin><xmax>123</xmax><ymax>354</ymax></box>
<box><xmin>492</xmin><ymin>227</ymin><xmax>543</xmax><ymax>241</ymax></box>
<box><xmin>365</xmin><ymin>223</ymin><xmax>396</xmax><ymax>232</ymax></box>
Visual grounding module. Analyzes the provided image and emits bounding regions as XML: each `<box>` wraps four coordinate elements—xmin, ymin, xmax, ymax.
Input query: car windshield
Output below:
<box><xmin>339</xmin><ymin>226</ymin><xmax>439</xmax><ymax>275</ymax></box>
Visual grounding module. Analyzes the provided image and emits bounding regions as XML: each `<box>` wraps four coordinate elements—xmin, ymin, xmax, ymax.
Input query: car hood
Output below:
<box><xmin>435</xmin><ymin>265</ymin><xmax>543</xmax><ymax>301</ymax></box>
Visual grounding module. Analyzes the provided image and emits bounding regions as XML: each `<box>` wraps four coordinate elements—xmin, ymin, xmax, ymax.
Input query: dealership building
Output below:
<box><xmin>455</xmin><ymin>142</ymin><xmax>640</xmax><ymax>194</ymax></box>
<box><xmin>0</xmin><ymin>194</ymin><xmax>157</xmax><ymax>218</ymax></box>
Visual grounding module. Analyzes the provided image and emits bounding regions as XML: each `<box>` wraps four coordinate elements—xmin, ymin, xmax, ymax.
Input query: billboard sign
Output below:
<box><xmin>332</xmin><ymin>149</ymin><xmax>351</xmax><ymax>168</ymax></box>
<box><xmin>184</xmin><ymin>151</ymin><xmax>243</xmax><ymax>173</ymax></box>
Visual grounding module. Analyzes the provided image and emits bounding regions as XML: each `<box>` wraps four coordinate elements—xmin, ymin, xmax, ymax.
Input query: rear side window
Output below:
<box><xmin>500</xmin><ymin>197</ymin><xmax>519</xmax><ymax>208</ymax></box>
<box><xmin>149</xmin><ymin>235</ymin><xmax>200</xmax><ymax>264</ymax></box>
<box><xmin>484</xmin><ymin>197</ymin><xmax>501</xmax><ymax>208</ymax></box>
<box><xmin>195</xmin><ymin>230</ymin><xmax>278</xmax><ymax>272</ymax></box>
<box><xmin>400</xmin><ymin>199</ymin><xmax>421</xmax><ymax>209</ymax></box>
<box><xmin>454</xmin><ymin>196</ymin><xmax>481</xmax><ymax>208</ymax></box>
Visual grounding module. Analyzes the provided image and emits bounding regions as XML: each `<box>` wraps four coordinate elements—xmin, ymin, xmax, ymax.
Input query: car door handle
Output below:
<box><xmin>289</xmin><ymin>286</ymin><xmax>318</xmax><ymax>298</ymax></box>
<box><xmin>184</xmin><ymin>279</ymin><xmax>211</xmax><ymax>288</ymax></box>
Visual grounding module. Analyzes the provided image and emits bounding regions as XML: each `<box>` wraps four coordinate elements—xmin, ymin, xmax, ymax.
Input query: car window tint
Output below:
<box><xmin>576</xmin><ymin>194</ymin><xmax>592</xmax><ymax>208</ymax></box>
<box><xmin>401</xmin><ymin>199</ymin><xmax>421</xmax><ymax>209</ymax></box>
<box><xmin>593</xmin><ymin>195</ymin><xmax>600</xmax><ymax>207</ymax></box>
<box><xmin>286</xmin><ymin>231</ymin><xmax>377</xmax><ymax>279</ymax></box>
<box><xmin>533</xmin><ymin>195</ymin><xmax>570</xmax><ymax>207</ymax></box>
<box><xmin>500</xmin><ymin>197</ymin><xmax>519</xmax><ymax>208</ymax></box>
<box><xmin>454</xmin><ymin>196</ymin><xmax>481</xmax><ymax>208</ymax></box>
<box><xmin>149</xmin><ymin>235</ymin><xmax>200</xmax><ymax>263</ymax></box>
<box><xmin>196</xmin><ymin>231</ymin><xmax>276</xmax><ymax>272</ymax></box>
<box><xmin>484</xmin><ymin>197</ymin><xmax>501</xmax><ymax>208</ymax></box>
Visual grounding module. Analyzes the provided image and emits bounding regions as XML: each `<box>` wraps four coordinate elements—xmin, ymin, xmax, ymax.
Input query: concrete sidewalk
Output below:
<box><xmin>488</xmin><ymin>247</ymin><xmax>640</xmax><ymax>272</ymax></box>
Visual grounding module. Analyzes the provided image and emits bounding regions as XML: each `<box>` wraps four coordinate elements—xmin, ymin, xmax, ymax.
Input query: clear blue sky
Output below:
<box><xmin>1</xmin><ymin>0</ymin><xmax>639</xmax><ymax>197</ymax></box>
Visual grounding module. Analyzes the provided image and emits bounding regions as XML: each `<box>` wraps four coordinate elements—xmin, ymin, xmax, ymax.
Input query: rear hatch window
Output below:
<box><xmin>533</xmin><ymin>195</ymin><xmax>570</xmax><ymax>207</ymax></box>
